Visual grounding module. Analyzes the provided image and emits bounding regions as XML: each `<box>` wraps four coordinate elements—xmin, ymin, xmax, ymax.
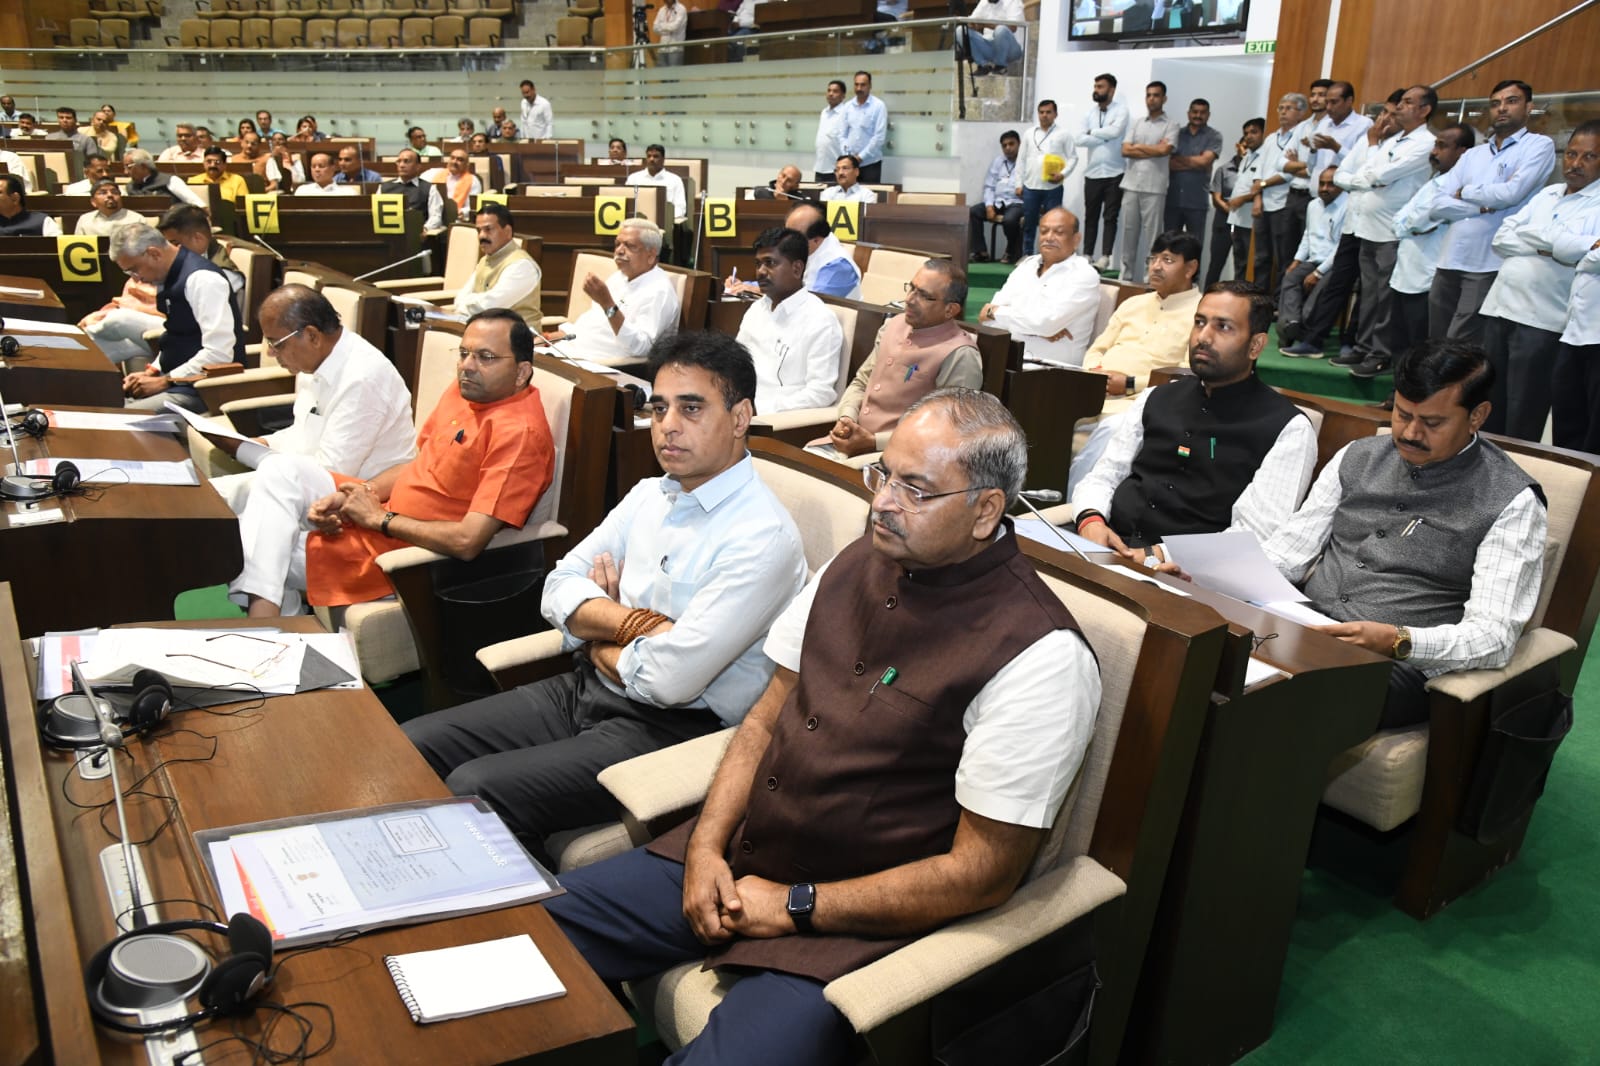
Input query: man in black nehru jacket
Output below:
<box><xmin>1070</xmin><ymin>281</ymin><xmax>1317</xmax><ymax>564</ymax></box>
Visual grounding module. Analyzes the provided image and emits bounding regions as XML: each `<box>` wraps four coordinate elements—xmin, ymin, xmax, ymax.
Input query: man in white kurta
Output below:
<box><xmin>978</xmin><ymin>207</ymin><xmax>1101</xmax><ymax>367</ymax></box>
<box><xmin>734</xmin><ymin>226</ymin><xmax>845</xmax><ymax>414</ymax></box>
<box><xmin>558</xmin><ymin>220</ymin><xmax>681</xmax><ymax>366</ymax></box>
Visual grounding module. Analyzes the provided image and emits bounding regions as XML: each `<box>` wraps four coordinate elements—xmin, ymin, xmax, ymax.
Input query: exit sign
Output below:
<box><xmin>1244</xmin><ymin>39</ymin><xmax>1277</xmax><ymax>54</ymax></box>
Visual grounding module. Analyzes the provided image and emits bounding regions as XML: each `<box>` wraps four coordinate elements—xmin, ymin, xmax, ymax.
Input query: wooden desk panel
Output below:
<box><xmin>0</xmin><ymin>272</ymin><xmax>66</xmax><ymax>323</ymax></box>
<box><xmin>3</xmin><ymin>609</ymin><xmax>633</xmax><ymax>1065</ymax></box>
<box><xmin>0</xmin><ymin>414</ymin><xmax>241</xmax><ymax>637</ymax></box>
<box><xmin>30</xmin><ymin>197</ymin><xmax>179</xmax><ymax>244</ymax></box>
<box><xmin>250</xmin><ymin>200</ymin><xmax>423</xmax><ymax>278</ymax></box>
<box><xmin>0</xmin><ymin>237</ymin><xmax>124</xmax><ymax>326</ymax></box>
<box><xmin>1</xmin><ymin>328</ymin><xmax>123</xmax><ymax>408</ymax></box>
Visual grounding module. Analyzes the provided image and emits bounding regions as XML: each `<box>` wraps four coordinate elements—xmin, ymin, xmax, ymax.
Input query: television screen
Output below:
<box><xmin>1069</xmin><ymin>0</ymin><xmax>1251</xmax><ymax>42</ymax></box>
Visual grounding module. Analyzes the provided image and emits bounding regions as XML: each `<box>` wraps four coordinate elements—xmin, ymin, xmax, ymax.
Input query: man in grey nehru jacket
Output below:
<box><xmin>1262</xmin><ymin>340</ymin><xmax>1546</xmax><ymax>730</ymax></box>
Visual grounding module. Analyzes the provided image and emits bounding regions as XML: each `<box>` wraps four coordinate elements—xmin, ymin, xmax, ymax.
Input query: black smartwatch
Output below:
<box><xmin>786</xmin><ymin>882</ymin><xmax>816</xmax><ymax>933</ymax></box>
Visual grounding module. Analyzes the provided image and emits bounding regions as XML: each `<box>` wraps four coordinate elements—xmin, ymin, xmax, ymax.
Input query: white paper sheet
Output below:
<box><xmin>0</xmin><ymin>285</ymin><xmax>45</xmax><ymax>298</ymax></box>
<box><xmin>1160</xmin><ymin>530</ymin><xmax>1309</xmax><ymax>606</ymax></box>
<box><xmin>1244</xmin><ymin>656</ymin><xmax>1286</xmax><ymax>689</ymax></box>
<box><xmin>163</xmin><ymin>400</ymin><xmax>255</xmax><ymax>443</ymax></box>
<box><xmin>0</xmin><ymin>316</ymin><xmax>85</xmax><ymax>335</ymax></box>
<box><xmin>1259</xmin><ymin>599</ymin><xmax>1338</xmax><ymax>628</ymax></box>
<box><xmin>9</xmin><ymin>457</ymin><xmax>200</xmax><ymax>486</ymax></box>
<box><xmin>44</xmin><ymin>409</ymin><xmax>178</xmax><ymax>433</ymax></box>
<box><xmin>6</xmin><ymin>335</ymin><xmax>86</xmax><ymax>351</ymax></box>
<box><xmin>1013</xmin><ymin>516</ymin><xmax>1112</xmax><ymax>557</ymax></box>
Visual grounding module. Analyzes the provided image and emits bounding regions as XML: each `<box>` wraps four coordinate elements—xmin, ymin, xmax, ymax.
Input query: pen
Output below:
<box><xmin>904</xmin><ymin>364</ymin><xmax>918</xmax><ymax>382</ymax></box>
<box><xmin>453</xmin><ymin>429</ymin><xmax>465</xmax><ymax>444</ymax></box>
<box><xmin>1209</xmin><ymin>436</ymin><xmax>1216</xmax><ymax>460</ymax></box>
<box><xmin>870</xmin><ymin>667</ymin><xmax>898</xmax><ymax>693</ymax></box>
<box><xmin>1402</xmin><ymin>517</ymin><xmax>1424</xmax><ymax>536</ymax></box>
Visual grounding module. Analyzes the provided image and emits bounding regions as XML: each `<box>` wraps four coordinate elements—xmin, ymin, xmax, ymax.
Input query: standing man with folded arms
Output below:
<box><xmin>1118</xmin><ymin>81</ymin><xmax>1179</xmax><ymax>284</ymax></box>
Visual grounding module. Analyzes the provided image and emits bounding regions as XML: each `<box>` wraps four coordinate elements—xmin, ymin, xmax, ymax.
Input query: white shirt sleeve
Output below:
<box><xmin>42</xmin><ymin>215</ymin><xmax>62</xmax><ymax>236</ymax></box>
<box><xmin>1227</xmin><ymin>414</ymin><xmax>1317</xmax><ymax>541</ymax></box>
<box><xmin>170</xmin><ymin>179</ymin><xmax>207</xmax><ymax>208</ymax></box>
<box><xmin>1261</xmin><ymin>442</ymin><xmax>1351</xmax><ymax>583</ymax></box>
<box><xmin>425</xmin><ymin>184</ymin><xmax>444</xmax><ymax>232</ymax></box>
<box><xmin>163</xmin><ymin>271</ymin><xmax>236</xmax><ymax>380</ymax></box>
<box><xmin>1072</xmin><ymin>388</ymin><xmax>1152</xmax><ymax>520</ymax></box>
<box><xmin>612</xmin><ymin>274</ymin><xmax>679</xmax><ymax>358</ymax></box>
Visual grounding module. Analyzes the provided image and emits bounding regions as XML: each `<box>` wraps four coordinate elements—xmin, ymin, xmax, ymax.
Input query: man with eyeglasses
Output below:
<box><xmin>977</xmin><ymin>206</ymin><xmax>1101</xmax><ymax>367</ymax></box>
<box><xmin>542</xmin><ymin>388</ymin><xmax>1098</xmax><ymax>1066</ymax></box>
<box><xmin>556</xmin><ymin>218</ymin><xmax>680</xmax><ymax>366</ymax></box>
<box><xmin>234</xmin><ymin>308</ymin><xmax>554</xmax><ymax>617</ymax></box>
<box><xmin>210</xmin><ymin>285</ymin><xmax>415</xmax><ymax>616</ymax></box>
<box><xmin>110</xmin><ymin>221</ymin><xmax>243</xmax><ymax>412</ymax></box>
<box><xmin>404</xmin><ymin>330</ymin><xmax>806</xmax><ymax>867</ymax></box>
<box><xmin>293</xmin><ymin>151</ymin><xmax>357</xmax><ymax>197</ymax></box>
<box><xmin>452</xmin><ymin>203</ymin><xmax>542</xmax><ymax>329</ymax></box>
<box><xmin>1070</xmin><ymin>282</ymin><xmax>1316</xmax><ymax>564</ymax></box>
<box><xmin>821</xmin><ymin>260</ymin><xmax>982</xmax><ymax>460</ymax></box>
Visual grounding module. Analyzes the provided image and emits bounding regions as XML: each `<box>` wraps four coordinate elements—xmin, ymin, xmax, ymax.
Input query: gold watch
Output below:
<box><xmin>1391</xmin><ymin>626</ymin><xmax>1413</xmax><ymax>661</ymax></box>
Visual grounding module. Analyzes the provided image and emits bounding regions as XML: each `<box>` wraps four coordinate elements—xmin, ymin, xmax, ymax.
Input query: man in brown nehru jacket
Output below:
<box><xmin>822</xmin><ymin>259</ymin><xmax>984</xmax><ymax>459</ymax></box>
<box><xmin>546</xmin><ymin>388</ymin><xmax>1100</xmax><ymax>1066</ymax></box>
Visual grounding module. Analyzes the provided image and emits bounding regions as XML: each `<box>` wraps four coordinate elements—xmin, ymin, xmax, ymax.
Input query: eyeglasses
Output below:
<box><xmin>264</xmin><ymin>328</ymin><xmax>302</xmax><ymax>351</ymax></box>
<box><xmin>457</xmin><ymin>347</ymin><xmax>510</xmax><ymax>365</ymax></box>
<box><xmin>902</xmin><ymin>281</ymin><xmax>947</xmax><ymax>303</ymax></box>
<box><xmin>863</xmin><ymin>462</ymin><xmax>971</xmax><ymax>514</ymax></box>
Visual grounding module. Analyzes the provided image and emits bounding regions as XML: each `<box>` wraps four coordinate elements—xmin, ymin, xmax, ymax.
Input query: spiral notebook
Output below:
<box><xmin>384</xmin><ymin>934</ymin><xmax>566</xmax><ymax>1024</ymax></box>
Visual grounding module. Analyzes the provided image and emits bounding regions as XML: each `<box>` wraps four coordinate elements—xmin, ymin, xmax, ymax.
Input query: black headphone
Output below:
<box><xmin>84</xmin><ymin>912</ymin><xmax>274</xmax><ymax>1034</ymax></box>
<box><xmin>8</xmin><ymin>408</ymin><xmax>49</xmax><ymax>439</ymax></box>
<box><xmin>0</xmin><ymin>335</ymin><xmax>18</xmax><ymax>358</ymax></box>
<box><xmin>40</xmin><ymin>668</ymin><xmax>174</xmax><ymax>749</ymax></box>
<box><xmin>0</xmin><ymin>458</ymin><xmax>81</xmax><ymax>501</ymax></box>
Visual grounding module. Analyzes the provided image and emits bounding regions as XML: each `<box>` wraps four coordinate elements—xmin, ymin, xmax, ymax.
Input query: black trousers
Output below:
<box><xmin>402</xmin><ymin>659</ymin><xmax>724</xmax><ymax>864</ymax></box>
<box><xmin>858</xmin><ymin>160</ymin><xmax>883</xmax><ymax>184</ymax></box>
<box><xmin>1165</xmin><ymin>200</ymin><xmax>1207</xmax><ymax>238</ymax></box>
<box><xmin>1082</xmin><ymin>175</ymin><xmax>1124</xmax><ymax>259</ymax></box>
<box><xmin>1552</xmin><ymin>343</ymin><xmax>1600</xmax><ymax>453</ymax></box>
<box><xmin>1282</xmin><ymin>187</ymin><xmax>1312</xmax><ymax>270</ymax></box>
<box><xmin>969</xmin><ymin>200</ymin><xmax>1024</xmax><ymax>259</ymax></box>
<box><xmin>1483</xmin><ymin>316</ymin><xmax>1562</xmax><ymax>441</ymax></box>
<box><xmin>1298</xmin><ymin>233</ymin><xmax>1361</xmax><ymax>347</ymax></box>
<box><xmin>1381</xmin><ymin>660</ymin><xmax>1431</xmax><ymax>730</ymax></box>
<box><xmin>1391</xmin><ymin>290</ymin><xmax>1430</xmax><ymax>360</ymax></box>
<box><xmin>1258</xmin><ymin>206</ymin><xmax>1295</xmax><ymax>298</ymax></box>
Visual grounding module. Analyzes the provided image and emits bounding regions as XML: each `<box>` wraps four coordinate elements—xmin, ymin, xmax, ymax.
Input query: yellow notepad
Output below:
<box><xmin>384</xmin><ymin>934</ymin><xmax>566</xmax><ymax>1024</ymax></box>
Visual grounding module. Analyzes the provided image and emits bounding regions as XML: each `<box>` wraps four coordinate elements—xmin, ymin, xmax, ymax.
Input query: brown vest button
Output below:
<box><xmin>740</xmin><ymin>839</ymin><xmax>753</xmax><ymax>853</ymax></box>
<box><xmin>766</xmin><ymin>776</ymin><xmax>778</xmax><ymax>790</ymax></box>
<box><xmin>853</xmin><ymin>661</ymin><xmax>865</xmax><ymax>675</ymax></box>
<box><xmin>805</xmin><ymin>716</ymin><xmax>819</xmax><ymax>730</ymax></box>
<box><xmin>884</xmin><ymin>595</ymin><xmax>897</xmax><ymax>608</ymax></box>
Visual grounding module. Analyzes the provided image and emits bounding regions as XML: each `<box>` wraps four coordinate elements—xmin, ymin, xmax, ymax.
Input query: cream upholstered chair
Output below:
<box><xmin>894</xmin><ymin>191</ymin><xmax>963</xmax><ymax>206</ymax></box>
<box><xmin>606</xmin><ymin>539</ymin><xmax>1229</xmax><ymax>1064</ymax></box>
<box><xmin>857</xmin><ymin>247</ymin><xmax>929</xmax><ymax>307</ymax></box>
<box><xmin>1318</xmin><ymin>435</ymin><xmax>1600</xmax><ymax>917</ymax></box>
<box><xmin>373</xmin><ymin>221</ymin><xmax>478</xmax><ymax>298</ymax></box>
<box><xmin>475</xmin><ymin>439</ymin><xmax>876</xmax><ymax>871</ymax></box>
<box><xmin>746</xmin><ymin>303</ymin><xmax>857</xmax><ymax>442</ymax></box>
<box><xmin>314</xmin><ymin>319</ymin><xmax>616</xmax><ymax>706</ymax></box>
<box><xmin>540</xmin><ymin>248</ymin><xmax>615</xmax><ymax>331</ymax></box>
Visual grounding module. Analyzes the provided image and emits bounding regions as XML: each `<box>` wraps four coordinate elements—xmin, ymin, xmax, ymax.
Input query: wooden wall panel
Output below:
<box><xmin>1267</xmin><ymin>0</ymin><xmax>1332</xmax><ymax>110</ymax></box>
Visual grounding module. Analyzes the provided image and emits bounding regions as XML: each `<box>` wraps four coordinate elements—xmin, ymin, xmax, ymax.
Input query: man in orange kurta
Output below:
<box><xmin>296</xmin><ymin>309</ymin><xmax>554</xmax><ymax>610</ymax></box>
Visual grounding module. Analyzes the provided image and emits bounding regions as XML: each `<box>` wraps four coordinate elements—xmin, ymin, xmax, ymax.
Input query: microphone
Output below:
<box><xmin>252</xmin><ymin>234</ymin><xmax>287</xmax><ymax>262</ymax></box>
<box><xmin>1020</xmin><ymin>488</ymin><xmax>1063</xmax><ymax>504</ymax></box>
<box><xmin>355</xmin><ymin>247</ymin><xmax>432</xmax><ymax>282</ymax></box>
<box><xmin>71</xmin><ymin>661</ymin><xmax>150</xmax><ymax>931</ymax></box>
<box><xmin>0</xmin><ymin>381</ymin><xmax>51</xmax><ymax>501</ymax></box>
<box><xmin>1013</xmin><ymin>491</ymin><xmax>1092</xmax><ymax>563</ymax></box>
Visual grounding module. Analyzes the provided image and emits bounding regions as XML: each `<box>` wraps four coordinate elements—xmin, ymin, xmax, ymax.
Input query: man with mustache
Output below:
<box><xmin>556</xmin><ymin>218</ymin><xmax>681</xmax><ymax>365</ymax></box>
<box><xmin>1263</xmin><ymin>340</ymin><xmax>1546</xmax><ymax>729</ymax></box>
<box><xmin>453</xmin><ymin>203</ymin><xmax>542</xmax><ymax>329</ymax></box>
<box><xmin>543</xmin><ymin>388</ymin><xmax>1098</xmax><ymax>1066</ymax></box>
<box><xmin>248</xmin><ymin>308</ymin><xmax>554</xmax><ymax>616</ymax></box>
<box><xmin>1072</xmin><ymin>281</ymin><xmax>1316</xmax><ymax>563</ymax></box>
<box><xmin>978</xmin><ymin>206</ymin><xmax>1101</xmax><ymax>367</ymax></box>
<box><xmin>733</xmin><ymin>227</ymin><xmax>845</xmax><ymax>413</ymax></box>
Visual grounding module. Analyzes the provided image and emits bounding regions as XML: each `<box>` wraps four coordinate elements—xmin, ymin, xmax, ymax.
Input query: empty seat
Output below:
<box><xmin>546</xmin><ymin>14</ymin><xmax>587</xmax><ymax>46</ymax></box>
<box><xmin>240</xmin><ymin>15</ymin><xmax>272</xmax><ymax>45</ymax></box>
<box><xmin>335</xmin><ymin>15</ymin><xmax>368</xmax><ymax>45</ymax></box>
<box><xmin>57</xmin><ymin>18</ymin><xmax>103</xmax><ymax>46</ymax></box>
<box><xmin>165</xmin><ymin>16</ymin><xmax>210</xmax><ymax>45</ymax></box>
<box><xmin>399</xmin><ymin>14</ymin><xmax>432</xmax><ymax>45</ymax></box>
<box><xmin>430</xmin><ymin>13</ymin><xmax>465</xmax><ymax>43</ymax></box>
<box><xmin>466</xmin><ymin>15</ymin><xmax>499</xmax><ymax>45</ymax></box>
<box><xmin>270</xmin><ymin>15</ymin><xmax>304</xmax><ymax>46</ymax></box>
<box><xmin>302</xmin><ymin>15</ymin><xmax>337</xmax><ymax>44</ymax></box>
<box><xmin>367</xmin><ymin>14</ymin><xmax>400</xmax><ymax>43</ymax></box>
<box><xmin>96</xmin><ymin>17</ymin><xmax>133</xmax><ymax>45</ymax></box>
<box><xmin>208</xmin><ymin>16</ymin><xmax>244</xmax><ymax>45</ymax></box>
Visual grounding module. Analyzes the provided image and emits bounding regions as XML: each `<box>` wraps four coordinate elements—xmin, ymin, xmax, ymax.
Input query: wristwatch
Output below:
<box><xmin>1124</xmin><ymin>374</ymin><xmax>1137</xmax><ymax>394</ymax></box>
<box><xmin>1391</xmin><ymin>625</ymin><xmax>1413</xmax><ymax>661</ymax></box>
<box><xmin>381</xmin><ymin>511</ymin><xmax>398</xmax><ymax>537</ymax></box>
<box><xmin>604</xmin><ymin>304</ymin><xmax>619</xmax><ymax>319</ymax></box>
<box><xmin>786</xmin><ymin>882</ymin><xmax>816</xmax><ymax>934</ymax></box>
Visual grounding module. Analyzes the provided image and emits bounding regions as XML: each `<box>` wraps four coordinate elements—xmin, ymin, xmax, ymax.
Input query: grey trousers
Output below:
<box><xmin>1428</xmin><ymin>268</ymin><xmax>1496</xmax><ymax>346</ymax></box>
<box><xmin>1277</xmin><ymin>261</ymin><xmax>1329</xmax><ymax>347</ymax></box>
<box><xmin>402</xmin><ymin>659</ymin><xmax>724</xmax><ymax>863</ymax></box>
<box><xmin>1354</xmin><ymin>238</ymin><xmax>1400</xmax><ymax>359</ymax></box>
<box><xmin>1482</xmin><ymin>316</ymin><xmax>1561</xmax><ymax>442</ymax></box>
<box><xmin>1119</xmin><ymin>189</ymin><xmax>1165</xmax><ymax>284</ymax></box>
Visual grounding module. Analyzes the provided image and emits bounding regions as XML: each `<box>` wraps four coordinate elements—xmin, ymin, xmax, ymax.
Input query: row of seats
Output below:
<box><xmin>166</xmin><ymin>13</ymin><xmax>501</xmax><ymax>48</ymax></box>
<box><xmin>194</xmin><ymin>0</ymin><xmax>508</xmax><ymax>18</ymax></box>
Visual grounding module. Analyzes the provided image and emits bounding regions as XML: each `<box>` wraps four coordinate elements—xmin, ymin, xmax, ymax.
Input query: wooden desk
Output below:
<box><xmin>0</xmin><ymin>273</ymin><xmax>67</xmax><ymax>323</ymax></box>
<box><xmin>243</xmin><ymin>199</ymin><xmax>423</xmax><ymax>279</ymax></box>
<box><xmin>1111</xmin><ymin>576</ymin><xmax>1392</xmax><ymax>1066</ymax></box>
<box><xmin>27</xmin><ymin>196</ymin><xmax>178</xmax><ymax>243</ymax></box>
<box><xmin>0</xmin><ymin>412</ymin><xmax>242</xmax><ymax>637</ymax></box>
<box><xmin>0</xmin><ymin>326</ymin><xmax>123</xmax><ymax>408</ymax></box>
<box><xmin>0</xmin><ymin>237</ymin><xmax>124</xmax><ymax>326</ymax></box>
<box><xmin>0</xmin><ymin>597</ymin><xmax>635</xmax><ymax>1065</ymax></box>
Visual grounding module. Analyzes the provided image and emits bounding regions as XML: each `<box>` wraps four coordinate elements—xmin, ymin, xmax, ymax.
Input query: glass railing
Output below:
<box><xmin>1361</xmin><ymin>89</ymin><xmax>1598</xmax><ymax>164</ymax></box>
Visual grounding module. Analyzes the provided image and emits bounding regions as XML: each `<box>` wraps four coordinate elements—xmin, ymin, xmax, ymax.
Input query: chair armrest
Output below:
<box><xmin>1423</xmin><ymin>628</ymin><xmax>1578</xmax><ymax>704</ymax></box>
<box><xmin>186</xmin><ymin>426</ymin><xmax>250</xmax><ymax>479</ymax></box>
<box><xmin>373</xmin><ymin>275</ymin><xmax>447</xmax><ymax>293</ymax></box>
<box><xmin>399</xmin><ymin>288</ymin><xmax>457</xmax><ymax>303</ymax></box>
<box><xmin>194</xmin><ymin>367</ymin><xmax>292</xmax><ymax>413</ymax></box>
<box><xmin>822</xmin><ymin>856</ymin><xmax>1126</xmax><ymax>1032</ymax></box>
<box><xmin>476</xmin><ymin>627</ymin><xmax>566</xmax><ymax>676</ymax></box>
<box><xmin>540</xmin><ymin>315</ymin><xmax>570</xmax><ymax>329</ymax></box>
<box><xmin>220</xmin><ymin>391</ymin><xmax>296</xmax><ymax>436</ymax></box>
<box><xmin>596</xmin><ymin>727</ymin><xmax>735</xmax><ymax>831</ymax></box>
<box><xmin>375</xmin><ymin>520</ymin><xmax>568</xmax><ymax>574</ymax></box>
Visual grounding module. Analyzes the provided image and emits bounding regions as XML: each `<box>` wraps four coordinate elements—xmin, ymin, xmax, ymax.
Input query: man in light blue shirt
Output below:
<box><xmin>840</xmin><ymin>70</ymin><xmax>888</xmax><ymax>184</ymax></box>
<box><xmin>969</xmin><ymin>129</ymin><xmax>1023</xmax><ymax>262</ymax></box>
<box><xmin>1427</xmin><ymin>78</ymin><xmax>1557</xmax><ymax>344</ymax></box>
<box><xmin>1079</xmin><ymin>72</ymin><xmax>1130</xmax><ymax>269</ymax></box>
<box><xmin>1278</xmin><ymin>171</ymin><xmax>1349</xmax><ymax>353</ymax></box>
<box><xmin>403</xmin><ymin>331</ymin><xmax>807</xmax><ymax>864</ymax></box>
<box><xmin>1390</xmin><ymin>123</ymin><xmax>1476</xmax><ymax>358</ymax></box>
